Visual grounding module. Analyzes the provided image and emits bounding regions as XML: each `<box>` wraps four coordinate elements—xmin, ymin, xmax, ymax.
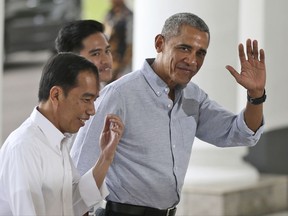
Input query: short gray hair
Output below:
<box><xmin>161</xmin><ymin>12</ymin><xmax>210</xmax><ymax>41</ymax></box>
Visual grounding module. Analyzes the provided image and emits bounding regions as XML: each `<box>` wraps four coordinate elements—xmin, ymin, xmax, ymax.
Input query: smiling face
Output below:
<box><xmin>154</xmin><ymin>25</ymin><xmax>209</xmax><ymax>88</ymax></box>
<box><xmin>79</xmin><ymin>32</ymin><xmax>113</xmax><ymax>83</ymax></box>
<box><xmin>55</xmin><ymin>71</ymin><xmax>99</xmax><ymax>133</ymax></box>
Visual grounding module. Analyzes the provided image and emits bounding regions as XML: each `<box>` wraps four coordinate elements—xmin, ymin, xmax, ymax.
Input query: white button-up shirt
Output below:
<box><xmin>0</xmin><ymin>107</ymin><xmax>108</xmax><ymax>216</ymax></box>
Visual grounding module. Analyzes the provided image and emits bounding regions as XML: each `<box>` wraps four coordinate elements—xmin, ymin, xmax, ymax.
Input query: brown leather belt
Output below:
<box><xmin>106</xmin><ymin>201</ymin><xmax>177</xmax><ymax>216</ymax></box>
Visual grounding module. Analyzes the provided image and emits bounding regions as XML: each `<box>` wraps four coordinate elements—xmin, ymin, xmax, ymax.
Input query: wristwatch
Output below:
<box><xmin>247</xmin><ymin>89</ymin><xmax>266</xmax><ymax>105</ymax></box>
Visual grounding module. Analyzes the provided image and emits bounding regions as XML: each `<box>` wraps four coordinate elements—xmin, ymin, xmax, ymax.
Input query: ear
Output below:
<box><xmin>50</xmin><ymin>86</ymin><xmax>63</xmax><ymax>105</ymax></box>
<box><xmin>154</xmin><ymin>34</ymin><xmax>165</xmax><ymax>53</ymax></box>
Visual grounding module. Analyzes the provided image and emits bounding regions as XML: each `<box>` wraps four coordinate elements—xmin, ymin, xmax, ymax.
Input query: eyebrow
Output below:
<box><xmin>83</xmin><ymin>92</ymin><xmax>98</xmax><ymax>98</ymax></box>
<box><xmin>88</xmin><ymin>48</ymin><xmax>101</xmax><ymax>55</ymax></box>
<box><xmin>199</xmin><ymin>48</ymin><xmax>207</xmax><ymax>55</ymax></box>
<box><xmin>178</xmin><ymin>44</ymin><xmax>207</xmax><ymax>54</ymax></box>
<box><xmin>88</xmin><ymin>45</ymin><xmax>111</xmax><ymax>55</ymax></box>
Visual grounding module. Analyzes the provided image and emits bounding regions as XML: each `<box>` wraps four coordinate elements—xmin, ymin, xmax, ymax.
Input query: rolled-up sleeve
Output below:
<box><xmin>73</xmin><ymin>168</ymin><xmax>109</xmax><ymax>216</ymax></box>
<box><xmin>236</xmin><ymin>110</ymin><xmax>265</xmax><ymax>143</ymax></box>
<box><xmin>79</xmin><ymin>168</ymin><xmax>109</xmax><ymax>206</ymax></box>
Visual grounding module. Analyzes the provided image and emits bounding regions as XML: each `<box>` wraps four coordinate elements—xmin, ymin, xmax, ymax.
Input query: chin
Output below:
<box><xmin>181</xmin><ymin>77</ymin><xmax>193</xmax><ymax>85</ymax></box>
<box><xmin>70</xmin><ymin>127</ymin><xmax>81</xmax><ymax>134</ymax></box>
<box><xmin>100</xmin><ymin>72</ymin><xmax>112</xmax><ymax>82</ymax></box>
<box><xmin>101</xmin><ymin>78</ymin><xmax>112</xmax><ymax>83</ymax></box>
<box><xmin>175</xmin><ymin>78</ymin><xmax>189</xmax><ymax>86</ymax></box>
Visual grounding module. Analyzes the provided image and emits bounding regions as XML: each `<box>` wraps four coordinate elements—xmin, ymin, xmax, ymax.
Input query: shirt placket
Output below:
<box><xmin>61</xmin><ymin>138</ymin><xmax>73</xmax><ymax>216</ymax></box>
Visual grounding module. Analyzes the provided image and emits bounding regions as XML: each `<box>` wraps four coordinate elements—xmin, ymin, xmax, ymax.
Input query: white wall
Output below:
<box><xmin>263</xmin><ymin>0</ymin><xmax>288</xmax><ymax>131</ymax></box>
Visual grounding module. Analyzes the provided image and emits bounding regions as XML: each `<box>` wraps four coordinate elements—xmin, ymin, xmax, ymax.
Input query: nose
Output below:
<box><xmin>184</xmin><ymin>52</ymin><xmax>197</xmax><ymax>65</ymax></box>
<box><xmin>87</xmin><ymin>102</ymin><xmax>96</xmax><ymax>116</ymax></box>
<box><xmin>100</xmin><ymin>52</ymin><xmax>112</xmax><ymax>64</ymax></box>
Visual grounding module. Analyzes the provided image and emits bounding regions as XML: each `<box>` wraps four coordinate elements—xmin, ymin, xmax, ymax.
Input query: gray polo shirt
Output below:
<box><xmin>71</xmin><ymin>58</ymin><xmax>264</xmax><ymax>209</ymax></box>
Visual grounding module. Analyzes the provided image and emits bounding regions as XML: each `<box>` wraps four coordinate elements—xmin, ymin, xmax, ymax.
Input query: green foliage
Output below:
<box><xmin>82</xmin><ymin>0</ymin><xmax>110</xmax><ymax>22</ymax></box>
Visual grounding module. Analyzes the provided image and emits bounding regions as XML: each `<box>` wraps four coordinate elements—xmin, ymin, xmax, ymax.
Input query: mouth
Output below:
<box><xmin>99</xmin><ymin>67</ymin><xmax>112</xmax><ymax>73</ymax></box>
<box><xmin>177</xmin><ymin>64</ymin><xmax>191</xmax><ymax>71</ymax></box>
<box><xmin>177</xmin><ymin>64</ymin><xmax>197</xmax><ymax>75</ymax></box>
<box><xmin>79</xmin><ymin>118</ymin><xmax>89</xmax><ymax>126</ymax></box>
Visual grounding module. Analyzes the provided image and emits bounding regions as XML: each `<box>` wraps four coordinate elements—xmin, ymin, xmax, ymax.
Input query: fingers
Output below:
<box><xmin>238</xmin><ymin>39</ymin><xmax>265</xmax><ymax>66</ymax></box>
<box><xmin>238</xmin><ymin>43</ymin><xmax>246</xmax><ymax>63</ymax></box>
<box><xmin>245</xmin><ymin>39</ymin><xmax>262</xmax><ymax>61</ymax></box>
<box><xmin>246</xmin><ymin>39</ymin><xmax>253</xmax><ymax>60</ymax></box>
<box><xmin>252</xmin><ymin>40</ymin><xmax>259</xmax><ymax>59</ymax></box>
<box><xmin>107</xmin><ymin>114</ymin><xmax>124</xmax><ymax>137</ymax></box>
<box><xmin>259</xmin><ymin>48</ymin><xmax>265</xmax><ymax>63</ymax></box>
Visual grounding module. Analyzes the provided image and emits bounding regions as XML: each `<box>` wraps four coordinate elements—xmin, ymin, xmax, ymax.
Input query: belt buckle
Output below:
<box><xmin>166</xmin><ymin>207</ymin><xmax>175</xmax><ymax>216</ymax></box>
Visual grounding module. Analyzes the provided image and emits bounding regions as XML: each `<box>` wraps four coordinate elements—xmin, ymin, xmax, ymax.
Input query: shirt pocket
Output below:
<box><xmin>177</xmin><ymin>115</ymin><xmax>197</xmax><ymax>154</ymax></box>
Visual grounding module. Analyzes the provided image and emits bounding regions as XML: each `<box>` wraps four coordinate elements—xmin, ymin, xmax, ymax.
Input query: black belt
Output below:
<box><xmin>106</xmin><ymin>201</ymin><xmax>177</xmax><ymax>216</ymax></box>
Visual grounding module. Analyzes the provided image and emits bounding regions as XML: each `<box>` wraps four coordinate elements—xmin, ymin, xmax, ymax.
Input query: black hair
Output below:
<box><xmin>55</xmin><ymin>20</ymin><xmax>105</xmax><ymax>53</ymax></box>
<box><xmin>38</xmin><ymin>52</ymin><xmax>99</xmax><ymax>102</ymax></box>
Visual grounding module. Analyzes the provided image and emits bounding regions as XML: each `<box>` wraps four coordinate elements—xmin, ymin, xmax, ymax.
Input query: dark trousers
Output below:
<box><xmin>95</xmin><ymin>207</ymin><xmax>135</xmax><ymax>216</ymax></box>
<box><xmin>95</xmin><ymin>208</ymin><xmax>106</xmax><ymax>216</ymax></box>
<box><xmin>95</xmin><ymin>204</ymin><xmax>176</xmax><ymax>216</ymax></box>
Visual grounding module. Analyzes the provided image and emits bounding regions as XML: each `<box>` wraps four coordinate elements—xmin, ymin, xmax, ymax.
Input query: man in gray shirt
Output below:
<box><xmin>71</xmin><ymin>12</ymin><xmax>266</xmax><ymax>216</ymax></box>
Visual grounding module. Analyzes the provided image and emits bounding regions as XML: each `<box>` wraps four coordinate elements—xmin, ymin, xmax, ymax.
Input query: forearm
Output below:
<box><xmin>244</xmin><ymin>89</ymin><xmax>265</xmax><ymax>132</ymax></box>
<box><xmin>92</xmin><ymin>153</ymin><xmax>112</xmax><ymax>189</ymax></box>
<box><xmin>244</xmin><ymin>102</ymin><xmax>263</xmax><ymax>132</ymax></box>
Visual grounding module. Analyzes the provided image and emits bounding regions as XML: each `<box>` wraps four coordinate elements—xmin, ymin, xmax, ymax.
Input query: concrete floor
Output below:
<box><xmin>265</xmin><ymin>212</ymin><xmax>288</xmax><ymax>216</ymax></box>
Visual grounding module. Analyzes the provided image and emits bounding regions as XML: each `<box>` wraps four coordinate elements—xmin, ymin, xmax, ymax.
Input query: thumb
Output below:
<box><xmin>226</xmin><ymin>65</ymin><xmax>240</xmax><ymax>81</ymax></box>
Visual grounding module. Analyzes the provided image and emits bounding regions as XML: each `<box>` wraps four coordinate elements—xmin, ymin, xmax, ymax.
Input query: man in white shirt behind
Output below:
<box><xmin>0</xmin><ymin>53</ymin><xmax>124</xmax><ymax>216</ymax></box>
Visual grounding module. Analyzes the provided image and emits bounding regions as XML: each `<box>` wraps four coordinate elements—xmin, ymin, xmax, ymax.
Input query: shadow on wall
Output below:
<box><xmin>244</xmin><ymin>127</ymin><xmax>288</xmax><ymax>174</ymax></box>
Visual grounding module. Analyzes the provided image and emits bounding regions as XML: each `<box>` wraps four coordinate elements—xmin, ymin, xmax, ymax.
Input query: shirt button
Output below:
<box><xmin>167</xmin><ymin>104</ymin><xmax>172</xmax><ymax>108</ymax></box>
<box><xmin>173</xmin><ymin>145</ymin><xmax>176</xmax><ymax>148</ymax></box>
<box><xmin>156</xmin><ymin>91</ymin><xmax>160</xmax><ymax>96</ymax></box>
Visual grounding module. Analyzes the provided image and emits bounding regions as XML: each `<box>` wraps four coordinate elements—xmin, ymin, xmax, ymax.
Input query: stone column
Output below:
<box><xmin>133</xmin><ymin>0</ymin><xmax>259</xmax><ymax>186</ymax></box>
<box><xmin>243</xmin><ymin>0</ymin><xmax>288</xmax><ymax>174</ymax></box>
<box><xmin>0</xmin><ymin>0</ymin><xmax>4</xmax><ymax>144</ymax></box>
<box><xmin>262</xmin><ymin>0</ymin><xmax>288</xmax><ymax>131</ymax></box>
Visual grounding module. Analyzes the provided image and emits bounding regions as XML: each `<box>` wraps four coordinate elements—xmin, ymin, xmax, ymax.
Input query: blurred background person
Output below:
<box><xmin>55</xmin><ymin>20</ymin><xmax>113</xmax><ymax>88</ymax></box>
<box><xmin>104</xmin><ymin>0</ymin><xmax>133</xmax><ymax>82</ymax></box>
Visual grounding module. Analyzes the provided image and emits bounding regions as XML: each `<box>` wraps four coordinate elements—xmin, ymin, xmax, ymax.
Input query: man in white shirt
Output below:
<box><xmin>0</xmin><ymin>53</ymin><xmax>124</xmax><ymax>216</ymax></box>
